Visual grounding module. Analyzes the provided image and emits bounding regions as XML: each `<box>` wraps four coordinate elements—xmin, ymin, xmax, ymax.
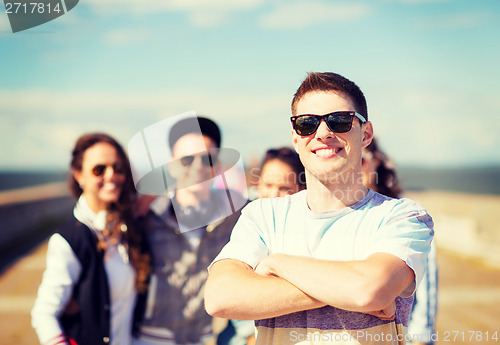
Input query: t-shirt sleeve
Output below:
<box><xmin>368</xmin><ymin>198</ymin><xmax>434</xmax><ymax>297</ymax></box>
<box><xmin>210</xmin><ymin>199</ymin><xmax>270</xmax><ymax>270</ymax></box>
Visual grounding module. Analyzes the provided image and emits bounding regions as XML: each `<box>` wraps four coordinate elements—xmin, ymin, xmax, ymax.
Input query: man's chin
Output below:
<box><xmin>309</xmin><ymin>167</ymin><xmax>356</xmax><ymax>185</ymax></box>
<box><xmin>179</xmin><ymin>181</ymin><xmax>213</xmax><ymax>193</ymax></box>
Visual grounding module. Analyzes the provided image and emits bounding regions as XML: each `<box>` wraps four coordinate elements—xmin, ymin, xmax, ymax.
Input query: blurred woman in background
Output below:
<box><xmin>257</xmin><ymin>147</ymin><xmax>306</xmax><ymax>198</ymax></box>
<box><xmin>218</xmin><ymin>147</ymin><xmax>305</xmax><ymax>345</ymax></box>
<box><xmin>361</xmin><ymin>138</ymin><xmax>402</xmax><ymax>198</ymax></box>
<box><xmin>362</xmin><ymin>138</ymin><xmax>438</xmax><ymax>345</ymax></box>
<box><xmin>32</xmin><ymin>133</ymin><xmax>150</xmax><ymax>345</ymax></box>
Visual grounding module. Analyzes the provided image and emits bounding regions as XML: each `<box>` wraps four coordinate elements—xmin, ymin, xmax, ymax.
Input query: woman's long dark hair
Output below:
<box><xmin>364</xmin><ymin>138</ymin><xmax>402</xmax><ymax>198</ymax></box>
<box><xmin>70</xmin><ymin>133</ymin><xmax>150</xmax><ymax>293</ymax></box>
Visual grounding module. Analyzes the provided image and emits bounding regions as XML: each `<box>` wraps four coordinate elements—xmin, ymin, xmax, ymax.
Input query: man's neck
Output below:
<box><xmin>175</xmin><ymin>188</ymin><xmax>211</xmax><ymax>208</ymax></box>
<box><xmin>305</xmin><ymin>171</ymin><xmax>368</xmax><ymax>213</ymax></box>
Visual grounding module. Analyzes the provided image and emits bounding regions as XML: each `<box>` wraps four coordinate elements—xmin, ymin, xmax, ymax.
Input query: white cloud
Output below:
<box><xmin>102</xmin><ymin>28</ymin><xmax>151</xmax><ymax>45</ymax></box>
<box><xmin>0</xmin><ymin>12</ymin><xmax>13</xmax><ymax>33</ymax></box>
<box><xmin>84</xmin><ymin>0</ymin><xmax>264</xmax><ymax>26</ymax></box>
<box><xmin>0</xmin><ymin>88</ymin><xmax>290</xmax><ymax>169</ymax></box>
<box><xmin>259</xmin><ymin>2</ymin><xmax>372</xmax><ymax>29</ymax></box>
<box><xmin>368</xmin><ymin>84</ymin><xmax>500</xmax><ymax>167</ymax></box>
<box><xmin>162</xmin><ymin>0</ymin><xmax>264</xmax><ymax>12</ymax></box>
<box><xmin>188</xmin><ymin>10</ymin><xmax>228</xmax><ymax>27</ymax></box>
<box><xmin>84</xmin><ymin>0</ymin><xmax>168</xmax><ymax>15</ymax></box>
<box><xmin>414</xmin><ymin>12</ymin><xmax>494</xmax><ymax>30</ymax></box>
<box><xmin>2</xmin><ymin>84</ymin><xmax>499</xmax><ymax>169</ymax></box>
<box><xmin>85</xmin><ymin>0</ymin><xmax>263</xmax><ymax>13</ymax></box>
<box><xmin>384</xmin><ymin>0</ymin><xmax>450</xmax><ymax>4</ymax></box>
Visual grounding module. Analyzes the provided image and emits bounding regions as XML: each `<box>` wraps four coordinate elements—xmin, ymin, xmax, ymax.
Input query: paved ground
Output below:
<box><xmin>0</xmin><ymin>242</ymin><xmax>45</xmax><ymax>345</ymax></box>
<box><xmin>1</xmin><ymin>242</ymin><xmax>499</xmax><ymax>345</ymax></box>
<box><xmin>434</xmin><ymin>250</ymin><xmax>500</xmax><ymax>345</ymax></box>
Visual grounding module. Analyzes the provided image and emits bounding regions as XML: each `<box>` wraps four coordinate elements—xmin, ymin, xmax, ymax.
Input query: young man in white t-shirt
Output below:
<box><xmin>204</xmin><ymin>72</ymin><xmax>434</xmax><ymax>345</ymax></box>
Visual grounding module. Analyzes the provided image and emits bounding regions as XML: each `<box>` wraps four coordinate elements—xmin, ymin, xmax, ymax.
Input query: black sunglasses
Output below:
<box><xmin>92</xmin><ymin>163</ymin><xmax>125</xmax><ymax>177</ymax></box>
<box><xmin>290</xmin><ymin>111</ymin><xmax>367</xmax><ymax>136</ymax></box>
<box><xmin>180</xmin><ymin>153</ymin><xmax>216</xmax><ymax>167</ymax></box>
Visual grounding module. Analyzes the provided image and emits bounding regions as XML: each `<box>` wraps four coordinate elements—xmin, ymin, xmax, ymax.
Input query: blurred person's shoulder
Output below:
<box><xmin>212</xmin><ymin>188</ymin><xmax>249</xmax><ymax>210</ymax></box>
<box><xmin>242</xmin><ymin>189</ymin><xmax>306</xmax><ymax>215</ymax></box>
<box><xmin>149</xmin><ymin>194</ymin><xmax>170</xmax><ymax>216</ymax></box>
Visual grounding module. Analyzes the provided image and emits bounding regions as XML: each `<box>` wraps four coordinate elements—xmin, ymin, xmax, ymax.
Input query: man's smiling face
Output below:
<box><xmin>292</xmin><ymin>90</ymin><xmax>372</xmax><ymax>185</ymax></box>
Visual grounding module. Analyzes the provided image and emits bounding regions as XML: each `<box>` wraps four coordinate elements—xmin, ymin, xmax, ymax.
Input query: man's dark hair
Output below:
<box><xmin>168</xmin><ymin>116</ymin><xmax>221</xmax><ymax>150</ymax></box>
<box><xmin>291</xmin><ymin>72</ymin><xmax>368</xmax><ymax>121</ymax></box>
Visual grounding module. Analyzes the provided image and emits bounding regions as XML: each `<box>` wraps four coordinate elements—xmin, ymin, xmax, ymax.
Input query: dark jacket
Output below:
<box><xmin>137</xmin><ymin>191</ymin><xmax>247</xmax><ymax>344</ymax></box>
<box><xmin>58</xmin><ymin>215</ymin><xmax>112</xmax><ymax>345</ymax></box>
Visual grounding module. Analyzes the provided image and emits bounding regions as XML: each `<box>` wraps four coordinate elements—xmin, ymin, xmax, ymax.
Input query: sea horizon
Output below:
<box><xmin>1</xmin><ymin>165</ymin><xmax>500</xmax><ymax>196</ymax></box>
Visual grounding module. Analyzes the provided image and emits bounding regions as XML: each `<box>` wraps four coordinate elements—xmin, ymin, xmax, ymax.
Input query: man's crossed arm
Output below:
<box><xmin>204</xmin><ymin>253</ymin><xmax>414</xmax><ymax>321</ymax></box>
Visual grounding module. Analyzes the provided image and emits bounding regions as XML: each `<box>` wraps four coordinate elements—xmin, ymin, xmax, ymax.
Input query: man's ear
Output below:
<box><xmin>361</xmin><ymin>121</ymin><xmax>374</xmax><ymax>149</ymax></box>
<box><xmin>167</xmin><ymin>158</ymin><xmax>180</xmax><ymax>180</ymax></box>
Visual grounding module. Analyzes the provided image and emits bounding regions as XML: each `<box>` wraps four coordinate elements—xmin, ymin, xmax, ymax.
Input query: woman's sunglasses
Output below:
<box><xmin>290</xmin><ymin>111</ymin><xmax>367</xmax><ymax>136</ymax></box>
<box><xmin>180</xmin><ymin>153</ymin><xmax>216</xmax><ymax>167</ymax></box>
<box><xmin>92</xmin><ymin>163</ymin><xmax>125</xmax><ymax>177</ymax></box>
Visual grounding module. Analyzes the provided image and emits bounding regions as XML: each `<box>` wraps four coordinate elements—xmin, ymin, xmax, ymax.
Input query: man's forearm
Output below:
<box><xmin>256</xmin><ymin>253</ymin><xmax>414</xmax><ymax>313</ymax></box>
<box><xmin>204</xmin><ymin>259</ymin><xmax>325</xmax><ymax>320</ymax></box>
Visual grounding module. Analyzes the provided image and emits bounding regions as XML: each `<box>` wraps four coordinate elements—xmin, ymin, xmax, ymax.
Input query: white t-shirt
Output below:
<box><xmin>213</xmin><ymin>189</ymin><xmax>434</xmax><ymax>344</ymax></box>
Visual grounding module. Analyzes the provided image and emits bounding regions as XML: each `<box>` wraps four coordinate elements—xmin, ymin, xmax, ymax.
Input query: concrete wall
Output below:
<box><xmin>1</xmin><ymin>184</ymin><xmax>498</xmax><ymax>269</ymax></box>
<box><xmin>0</xmin><ymin>183</ymin><xmax>74</xmax><ymax>262</ymax></box>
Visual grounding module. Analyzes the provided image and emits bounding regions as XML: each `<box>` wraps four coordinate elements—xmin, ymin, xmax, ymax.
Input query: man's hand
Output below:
<box><xmin>255</xmin><ymin>254</ymin><xmax>397</xmax><ymax>321</ymax></box>
<box><xmin>254</xmin><ymin>255</ymin><xmax>280</xmax><ymax>277</ymax></box>
<box><xmin>365</xmin><ymin>300</ymin><xmax>396</xmax><ymax>321</ymax></box>
<box><xmin>205</xmin><ymin>259</ymin><xmax>326</xmax><ymax>320</ymax></box>
<box><xmin>255</xmin><ymin>252</ymin><xmax>414</xmax><ymax>314</ymax></box>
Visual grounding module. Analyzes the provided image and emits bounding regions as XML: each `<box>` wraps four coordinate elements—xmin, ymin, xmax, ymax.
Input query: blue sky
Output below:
<box><xmin>1</xmin><ymin>0</ymin><xmax>499</xmax><ymax>170</ymax></box>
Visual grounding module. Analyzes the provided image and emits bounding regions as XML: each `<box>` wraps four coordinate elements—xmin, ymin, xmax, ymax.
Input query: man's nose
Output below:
<box><xmin>191</xmin><ymin>156</ymin><xmax>205</xmax><ymax>170</ymax></box>
<box><xmin>315</xmin><ymin>119</ymin><xmax>334</xmax><ymax>140</ymax></box>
